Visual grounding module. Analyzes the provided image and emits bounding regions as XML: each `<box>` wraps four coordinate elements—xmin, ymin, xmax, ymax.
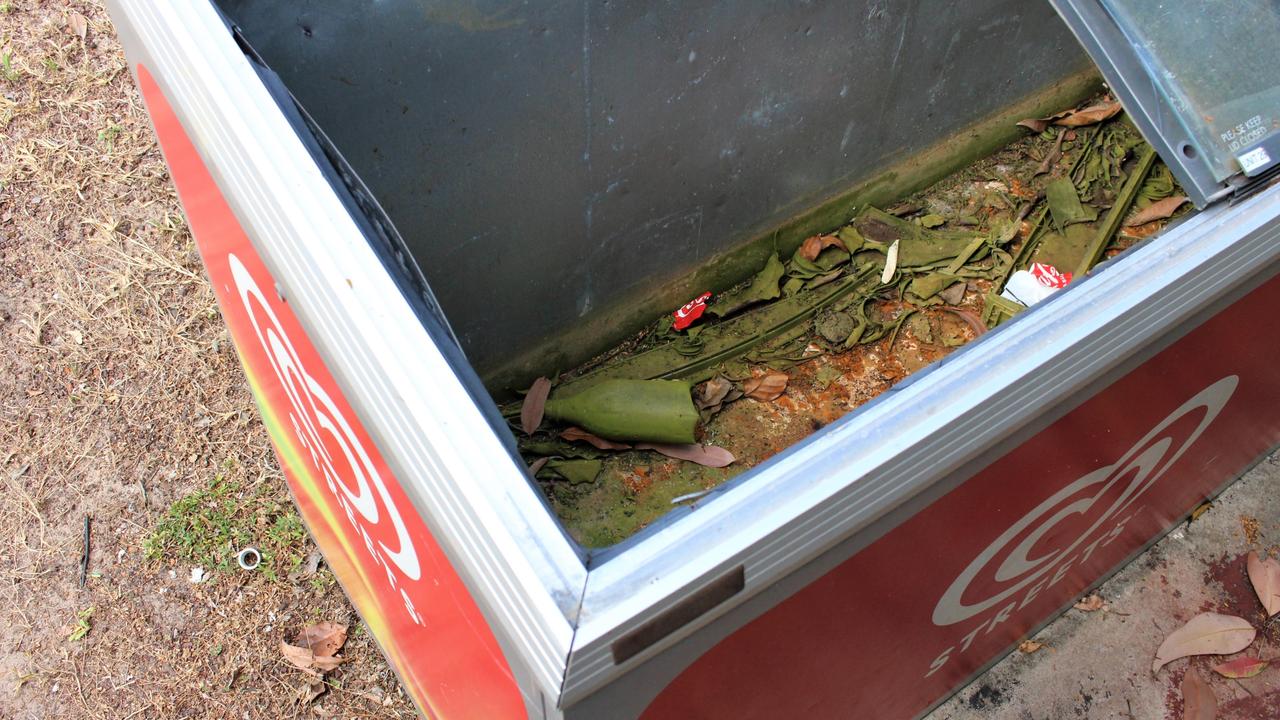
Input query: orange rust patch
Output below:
<box><xmin>1241</xmin><ymin>515</ymin><xmax>1262</xmax><ymax>545</ymax></box>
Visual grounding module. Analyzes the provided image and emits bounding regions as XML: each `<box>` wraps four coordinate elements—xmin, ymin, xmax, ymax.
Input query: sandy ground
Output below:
<box><xmin>0</xmin><ymin>2</ymin><xmax>412</xmax><ymax>718</ymax></box>
<box><xmin>4</xmin><ymin>3</ymin><xmax>1279</xmax><ymax>720</ymax></box>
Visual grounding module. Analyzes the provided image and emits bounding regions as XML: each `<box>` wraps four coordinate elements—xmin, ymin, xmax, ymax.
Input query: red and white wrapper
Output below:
<box><xmin>672</xmin><ymin>292</ymin><xmax>713</xmax><ymax>331</ymax></box>
<box><xmin>1001</xmin><ymin>263</ymin><xmax>1072</xmax><ymax>307</ymax></box>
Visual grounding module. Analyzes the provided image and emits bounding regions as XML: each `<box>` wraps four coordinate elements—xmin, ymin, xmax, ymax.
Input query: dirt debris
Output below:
<box><xmin>0</xmin><ymin>3</ymin><xmax>410</xmax><ymax>718</ymax></box>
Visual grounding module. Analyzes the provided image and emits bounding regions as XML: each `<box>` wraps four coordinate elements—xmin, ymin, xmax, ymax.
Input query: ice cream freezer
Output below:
<box><xmin>106</xmin><ymin>1</ymin><xmax>1280</xmax><ymax>718</ymax></box>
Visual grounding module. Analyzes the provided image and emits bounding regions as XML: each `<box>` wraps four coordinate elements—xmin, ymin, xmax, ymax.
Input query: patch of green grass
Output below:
<box><xmin>41</xmin><ymin>57</ymin><xmax>56</xmax><ymax>72</ymax></box>
<box><xmin>0</xmin><ymin>3</ymin><xmax>12</xmax><ymax>15</ymax></box>
<box><xmin>67</xmin><ymin>607</ymin><xmax>93</xmax><ymax>642</ymax></box>
<box><xmin>144</xmin><ymin>458</ymin><xmax>308</xmax><ymax>579</ymax></box>
<box><xmin>1</xmin><ymin>51</ymin><xmax>19</xmax><ymax>82</ymax></box>
<box><xmin>97</xmin><ymin>123</ymin><xmax>123</xmax><ymax>150</ymax></box>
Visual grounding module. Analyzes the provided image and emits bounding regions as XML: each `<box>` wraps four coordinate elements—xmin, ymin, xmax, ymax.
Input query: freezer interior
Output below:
<box><xmin>207</xmin><ymin>0</ymin><xmax>1277</xmax><ymax>549</ymax></box>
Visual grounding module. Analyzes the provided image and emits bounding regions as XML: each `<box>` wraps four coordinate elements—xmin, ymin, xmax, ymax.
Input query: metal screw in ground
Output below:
<box><xmin>236</xmin><ymin>546</ymin><xmax>261</xmax><ymax>571</ymax></box>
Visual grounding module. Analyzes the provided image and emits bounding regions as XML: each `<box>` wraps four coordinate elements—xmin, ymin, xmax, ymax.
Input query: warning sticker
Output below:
<box><xmin>1238</xmin><ymin>146</ymin><xmax>1273</xmax><ymax>176</ymax></box>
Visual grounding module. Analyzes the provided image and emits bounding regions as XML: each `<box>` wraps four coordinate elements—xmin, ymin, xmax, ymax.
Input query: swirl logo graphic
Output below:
<box><xmin>228</xmin><ymin>254</ymin><xmax>424</xmax><ymax>624</ymax></box>
<box><xmin>932</xmin><ymin>375</ymin><xmax>1237</xmax><ymax>627</ymax></box>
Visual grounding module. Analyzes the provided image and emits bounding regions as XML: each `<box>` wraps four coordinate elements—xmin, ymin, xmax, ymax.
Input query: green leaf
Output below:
<box><xmin>707</xmin><ymin>254</ymin><xmax>785</xmax><ymax>317</ymax></box>
<box><xmin>540</xmin><ymin>459</ymin><xmax>604</xmax><ymax>485</ymax></box>
<box><xmin>1045</xmin><ymin>178</ymin><xmax>1097</xmax><ymax>230</ymax></box>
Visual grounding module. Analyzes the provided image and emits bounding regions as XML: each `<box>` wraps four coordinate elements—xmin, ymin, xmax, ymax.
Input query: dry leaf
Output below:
<box><xmin>299</xmin><ymin>678</ymin><xmax>327</xmax><ymax>704</ymax></box>
<box><xmin>743</xmin><ymin>371</ymin><xmax>788</xmax><ymax>402</ymax></box>
<box><xmin>289</xmin><ymin>548</ymin><xmax>324</xmax><ymax>581</ymax></box>
<box><xmin>1054</xmin><ymin>99</ymin><xmax>1123</xmax><ymax>127</ymax></box>
<box><xmin>1017</xmin><ymin>99</ymin><xmax>1124</xmax><ymax>133</ymax></box>
<box><xmin>695</xmin><ymin>376</ymin><xmax>736</xmax><ymax>411</ymax></box>
<box><xmin>1074</xmin><ymin>594</ymin><xmax>1105</xmax><ymax>612</ymax></box>
<box><xmin>636</xmin><ymin>443</ymin><xmax>736</xmax><ymax>468</ymax></box>
<box><xmin>1016</xmin><ymin>117</ymin><xmax>1052</xmax><ymax>134</ymax></box>
<box><xmin>280</xmin><ymin>641</ymin><xmax>323</xmax><ymax>675</ymax></box>
<box><xmin>1034</xmin><ymin>132</ymin><xmax>1065</xmax><ymax>177</ymax></box>
<box><xmin>1124</xmin><ymin>196</ymin><xmax>1188</xmax><ymax>227</ymax></box>
<box><xmin>67</xmin><ymin>12</ymin><xmax>88</xmax><ymax>40</ymax></box>
<box><xmin>881</xmin><ymin>239</ymin><xmax>900</xmax><ymax>284</ymax></box>
<box><xmin>1152</xmin><ymin>613</ymin><xmax>1256</xmax><ymax>673</ymax></box>
<box><xmin>281</xmin><ymin>640</ymin><xmax>345</xmax><ymax>674</ymax></box>
<box><xmin>798</xmin><ymin>234</ymin><xmax>846</xmax><ymax>261</ymax></box>
<box><xmin>937</xmin><ymin>282</ymin><xmax>966</xmax><ymax>306</ymax></box>
<box><xmin>520</xmin><ymin>377</ymin><xmax>552</xmax><ymax>435</ymax></box>
<box><xmin>297</xmin><ymin>622</ymin><xmax>347</xmax><ymax>658</ymax></box>
<box><xmin>1211</xmin><ymin>656</ymin><xmax>1269</xmax><ymax>679</ymax></box>
<box><xmin>560</xmin><ymin>427</ymin><xmax>632</xmax><ymax>450</ymax></box>
<box><xmin>1018</xmin><ymin>640</ymin><xmax>1044</xmax><ymax>654</ymax></box>
<box><xmin>527</xmin><ymin>457</ymin><xmax>549</xmax><ymax>476</ymax></box>
<box><xmin>1181</xmin><ymin>668</ymin><xmax>1217</xmax><ymax>720</ymax></box>
<box><xmin>1247</xmin><ymin>551</ymin><xmax>1280</xmax><ymax>617</ymax></box>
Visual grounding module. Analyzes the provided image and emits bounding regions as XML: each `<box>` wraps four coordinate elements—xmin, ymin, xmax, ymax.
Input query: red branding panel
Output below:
<box><xmin>136</xmin><ymin>64</ymin><xmax>526</xmax><ymax>720</ymax></box>
<box><xmin>644</xmin><ymin>275</ymin><xmax>1280</xmax><ymax>719</ymax></box>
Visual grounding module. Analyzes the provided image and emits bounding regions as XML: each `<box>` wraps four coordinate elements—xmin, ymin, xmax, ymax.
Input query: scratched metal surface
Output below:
<box><xmin>214</xmin><ymin>0</ymin><xmax>1090</xmax><ymax>382</ymax></box>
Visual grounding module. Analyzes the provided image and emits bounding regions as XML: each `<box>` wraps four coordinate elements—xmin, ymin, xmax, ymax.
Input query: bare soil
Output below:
<box><xmin>0</xmin><ymin>2</ymin><xmax>411</xmax><ymax>717</ymax></box>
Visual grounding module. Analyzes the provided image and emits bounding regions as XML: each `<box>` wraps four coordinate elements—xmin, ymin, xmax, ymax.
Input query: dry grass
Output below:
<box><xmin>0</xmin><ymin>2</ymin><xmax>411</xmax><ymax>717</ymax></box>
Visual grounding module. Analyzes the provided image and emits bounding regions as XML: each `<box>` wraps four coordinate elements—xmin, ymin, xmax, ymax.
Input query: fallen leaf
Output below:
<box><xmin>1035</xmin><ymin>132</ymin><xmax>1066</xmax><ymax>176</ymax></box>
<box><xmin>1211</xmin><ymin>656</ymin><xmax>1269</xmax><ymax>679</ymax></box>
<box><xmin>280</xmin><ymin>641</ymin><xmax>323</xmax><ymax>675</ymax></box>
<box><xmin>707</xmin><ymin>254</ymin><xmax>785</xmax><ymax>318</ymax></box>
<box><xmin>694</xmin><ymin>376</ymin><xmax>735</xmax><ymax>411</ymax></box>
<box><xmin>560</xmin><ymin>427</ymin><xmax>632</xmax><ymax>450</ymax></box>
<box><xmin>1016</xmin><ymin>117</ymin><xmax>1052</xmax><ymax>134</ymax></box>
<box><xmin>1046</xmin><ymin>177</ymin><xmax>1098</xmax><ymax>229</ymax></box>
<box><xmin>886</xmin><ymin>202</ymin><xmax>921</xmax><ymax>217</ymax></box>
<box><xmin>297</xmin><ymin>622</ymin><xmax>347</xmax><ymax>658</ymax></box>
<box><xmin>67</xmin><ymin>12</ymin><xmax>88</xmax><ymax>40</ymax></box>
<box><xmin>1055</xmin><ymin>99</ymin><xmax>1123</xmax><ymax>127</ymax></box>
<box><xmin>1190</xmin><ymin>501</ymin><xmax>1214</xmax><ymax>523</ymax></box>
<box><xmin>1153</xmin><ymin>613</ymin><xmax>1256</xmax><ymax>673</ymax></box>
<box><xmin>299</xmin><ymin>678</ymin><xmax>327</xmax><ymax>704</ymax></box>
<box><xmin>940</xmin><ymin>307</ymin><xmax>987</xmax><ymax>337</ymax></box>
<box><xmin>520</xmin><ymin>377</ymin><xmax>552</xmax><ymax>435</ymax></box>
<box><xmin>636</xmin><ymin>443</ymin><xmax>735</xmax><ymax>468</ymax></box>
<box><xmin>743</xmin><ymin>371</ymin><xmax>788</xmax><ymax>401</ymax></box>
<box><xmin>881</xmin><ymin>239</ymin><xmax>900</xmax><ymax>284</ymax></box>
<box><xmin>937</xmin><ymin>281</ymin><xmax>966</xmax><ymax>306</ymax></box>
<box><xmin>1124</xmin><ymin>196</ymin><xmax>1189</xmax><ymax>227</ymax></box>
<box><xmin>1018</xmin><ymin>640</ymin><xmax>1044</xmax><ymax>654</ymax></box>
<box><xmin>1247</xmin><ymin>551</ymin><xmax>1280</xmax><ymax>617</ymax></box>
<box><xmin>1017</xmin><ymin>99</ymin><xmax>1124</xmax><ymax>133</ymax></box>
<box><xmin>527</xmin><ymin>457</ymin><xmax>549</xmax><ymax>476</ymax></box>
<box><xmin>798</xmin><ymin>234</ymin><xmax>846</xmax><ymax>262</ymax></box>
<box><xmin>290</xmin><ymin>548</ymin><xmax>324</xmax><ymax>581</ymax></box>
<box><xmin>280</xmin><ymin>640</ymin><xmax>345</xmax><ymax>674</ymax></box>
<box><xmin>540</xmin><ymin>458</ymin><xmax>602</xmax><ymax>484</ymax></box>
<box><xmin>696</xmin><ymin>376</ymin><xmax>747</xmax><ymax>415</ymax></box>
<box><xmin>1181</xmin><ymin>668</ymin><xmax>1217</xmax><ymax>720</ymax></box>
<box><xmin>1074</xmin><ymin>593</ymin><xmax>1105</xmax><ymax>612</ymax></box>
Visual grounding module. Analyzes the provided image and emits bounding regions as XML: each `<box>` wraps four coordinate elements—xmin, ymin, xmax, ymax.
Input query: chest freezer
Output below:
<box><xmin>107</xmin><ymin>1</ymin><xmax>1280</xmax><ymax>717</ymax></box>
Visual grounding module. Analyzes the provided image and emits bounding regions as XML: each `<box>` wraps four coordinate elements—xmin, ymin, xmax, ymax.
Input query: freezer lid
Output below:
<box><xmin>1050</xmin><ymin>0</ymin><xmax>1280</xmax><ymax>207</ymax></box>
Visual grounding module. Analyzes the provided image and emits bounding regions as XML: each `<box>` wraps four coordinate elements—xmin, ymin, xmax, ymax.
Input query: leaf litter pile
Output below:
<box><xmin>1149</xmin><ymin>550</ymin><xmax>1280</xmax><ymax>719</ymax></box>
<box><xmin>510</xmin><ymin>96</ymin><xmax>1194</xmax><ymax>548</ymax></box>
